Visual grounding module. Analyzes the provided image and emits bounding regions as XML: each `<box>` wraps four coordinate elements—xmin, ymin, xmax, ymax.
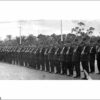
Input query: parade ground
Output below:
<box><xmin>0</xmin><ymin>62</ymin><xmax>99</xmax><ymax>80</ymax></box>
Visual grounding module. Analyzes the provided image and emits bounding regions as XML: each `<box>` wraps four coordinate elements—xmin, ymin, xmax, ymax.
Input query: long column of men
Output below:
<box><xmin>0</xmin><ymin>41</ymin><xmax>100</xmax><ymax>80</ymax></box>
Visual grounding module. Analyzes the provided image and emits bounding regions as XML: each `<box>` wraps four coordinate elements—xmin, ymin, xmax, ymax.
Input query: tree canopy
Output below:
<box><xmin>0</xmin><ymin>21</ymin><xmax>100</xmax><ymax>47</ymax></box>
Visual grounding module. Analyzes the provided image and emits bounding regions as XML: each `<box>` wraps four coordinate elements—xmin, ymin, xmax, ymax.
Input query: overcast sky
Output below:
<box><xmin>0</xmin><ymin>20</ymin><xmax>100</xmax><ymax>40</ymax></box>
<box><xmin>0</xmin><ymin>1</ymin><xmax>100</xmax><ymax>40</ymax></box>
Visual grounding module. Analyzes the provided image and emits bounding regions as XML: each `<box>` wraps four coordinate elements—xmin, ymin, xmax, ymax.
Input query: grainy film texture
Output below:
<box><xmin>0</xmin><ymin>20</ymin><xmax>100</xmax><ymax>80</ymax></box>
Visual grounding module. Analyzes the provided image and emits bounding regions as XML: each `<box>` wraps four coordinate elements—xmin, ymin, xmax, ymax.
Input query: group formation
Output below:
<box><xmin>0</xmin><ymin>42</ymin><xmax>100</xmax><ymax>79</ymax></box>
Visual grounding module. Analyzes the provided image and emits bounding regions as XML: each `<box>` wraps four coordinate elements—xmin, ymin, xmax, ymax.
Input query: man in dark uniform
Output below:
<box><xmin>34</xmin><ymin>47</ymin><xmax>40</xmax><ymax>70</ymax></box>
<box><xmin>27</xmin><ymin>47</ymin><xmax>32</xmax><ymax>68</ymax></box>
<box><xmin>3</xmin><ymin>47</ymin><xmax>7</xmax><ymax>63</ymax></box>
<box><xmin>13</xmin><ymin>46</ymin><xmax>18</xmax><ymax>65</ymax></box>
<box><xmin>16</xmin><ymin>46</ymin><xmax>22</xmax><ymax>66</ymax></box>
<box><xmin>14</xmin><ymin>46</ymin><xmax>19</xmax><ymax>65</ymax></box>
<box><xmin>36</xmin><ymin>48</ymin><xmax>41</xmax><ymax>70</ymax></box>
<box><xmin>54</xmin><ymin>46</ymin><xmax>62</xmax><ymax>74</ymax></box>
<box><xmin>39</xmin><ymin>47</ymin><xmax>45</xmax><ymax>71</ymax></box>
<box><xmin>26</xmin><ymin>47</ymin><xmax>32</xmax><ymax>67</ymax></box>
<box><xmin>60</xmin><ymin>45</ymin><xmax>68</xmax><ymax>75</ymax></box>
<box><xmin>4</xmin><ymin>47</ymin><xmax>7</xmax><ymax>63</ymax></box>
<box><xmin>28</xmin><ymin>47</ymin><xmax>36</xmax><ymax>69</ymax></box>
<box><xmin>44</xmin><ymin>47</ymin><xmax>50</xmax><ymax>72</ymax></box>
<box><xmin>89</xmin><ymin>43</ymin><xmax>96</xmax><ymax>73</ymax></box>
<box><xmin>23</xmin><ymin>47</ymin><xmax>28</xmax><ymax>67</ymax></box>
<box><xmin>65</xmin><ymin>45</ymin><xmax>74</xmax><ymax>76</ymax></box>
<box><xmin>2</xmin><ymin>47</ymin><xmax>6</xmax><ymax>62</ymax></box>
<box><xmin>32</xmin><ymin>48</ymin><xmax>37</xmax><ymax>69</ymax></box>
<box><xmin>9</xmin><ymin>47</ymin><xmax>12</xmax><ymax>64</ymax></box>
<box><xmin>48</xmin><ymin>46</ymin><xmax>56</xmax><ymax>73</ymax></box>
<box><xmin>0</xmin><ymin>47</ymin><xmax>3</xmax><ymax>61</ymax></box>
<box><xmin>6</xmin><ymin>47</ymin><xmax>11</xmax><ymax>63</ymax></box>
<box><xmin>96</xmin><ymin>40</ymin><xmax>100</xmax><ymax>74</ymax></box>
<box><xmin>28</xmin><ymin>47</ymin><xmax>35</xmax><ymax>68</ymax></box>
<box><xmin>10</xmin><ymin>47</ymin><xmax>14</xmax><ymax>64</ymax></box>
<box><xmin>72</xmin><ymin>43</ymin><xmax>82</xmax><ymax>78</ymax></box>
<box><xmin>81</xmin><ymin>43</ymin><xmax>90</xmax><ymax>79</ymax></box>
<box><xmin>19</xmin><ymin>46</ymin><xmax>24</xmax><ymax>66</ymax></box>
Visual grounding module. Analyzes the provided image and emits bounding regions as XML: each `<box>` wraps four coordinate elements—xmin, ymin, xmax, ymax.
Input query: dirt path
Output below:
<box><xmin>0</xmin><ymin>62</ymin><xmax>99</xmax><ymax>80</ymax></box>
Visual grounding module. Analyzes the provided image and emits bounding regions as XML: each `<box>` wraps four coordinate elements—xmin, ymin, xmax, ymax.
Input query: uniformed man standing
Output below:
<box><xmin>72</xmin><ymin>44</ymin><xmax>82</xmax><ymax>78</ymax></box>
<box><xmin>28</xmin><ymin>47</ymin><xmax>35</xmax><ymax>68</ymax></box>
<box><xmin>65</xmin><ymin>45</ymin><xmax>73</xmax><ymax>76</ymax></box>
<box><xmin>60</xmin><ymin>46</ymin><xmax>68</xmax><ymax>75</ymax></box>
<box><xmin>81</xmin><ymin>43</ymin><xmax>90</xmax><ymax>79</ymax></box>
<box><xmin>40</xmin><ymin>47</ymin><xmax>45</xmax><ymax>71</ymax></box>
<box><xmin>44</xmin><ymin>47</ymin><xmax>50</xmax><ymax>72</ymax></box>
<box><xmin>96</xmin><ymin>43</ymin><xmax>100</xmax><ymax>74</ymax></box>
<box><xmin>34</xmin><ymin>48</ymin><xmax>40</xmax><ymax>70</ymax></box>
<box><xmin>54</xmin><ymin>46</ymin><xmax>62</xmax><ymax>74</ymax></box>
<box><xmin>48</xmin><ymin>46</ymin><xmax>55</xmax><ymax>73</ymax></box>
<box><xmin>89</xmin><ymin>44</ymin><xmax>96</xmax><ymax>73</ymax></box>
<box><xmin>31</xmin><ymin>47</ymin><xmax>37</xmax><ymax>69</ymax></box>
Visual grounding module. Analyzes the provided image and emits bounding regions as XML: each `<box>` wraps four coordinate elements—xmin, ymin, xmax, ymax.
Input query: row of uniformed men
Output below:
<box><xmin>0</xmin><ymin>43</ymin><xmax>100</xmax><ymax>79</ymax></box>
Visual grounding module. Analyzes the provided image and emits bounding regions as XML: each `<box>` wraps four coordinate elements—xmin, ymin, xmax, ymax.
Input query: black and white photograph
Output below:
<box><xmin>0</xmin><ymin>1</ymin><xmax>100</xmax><ymax>100</ymax></box>
<box><xmin>0</xmin><ymin>19</ymin><xmax>100</xmax><ymax>80</ymax></box>
<box><xmin>0</xmin><ymin>1</ymin><xmax>100</xmax><ymax>80</ymax></box>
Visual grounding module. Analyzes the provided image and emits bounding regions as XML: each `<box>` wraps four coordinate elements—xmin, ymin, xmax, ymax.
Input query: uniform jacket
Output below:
<box><xmin>81</xmin><ymin>46</ymin><xmax>90</xmax><ymax>61</ymax></box>
<box><xmin>60</xmin><ymin>46</ymin><xmax>68</xmax><ymax>62</ymax></box>
<box><xmin>72</xmin><ymin>46</ymin><xmax>82</xmax><ymax>62</ymax></box>
<box><xmin>54</xmin><ymin>47</ymin><xmax>62</xmax><ymax>61</ymax></box>
<box><xmin>97</xmin><ymin>46</ymin><xmax>100</xmax><ymax>61</ymax></box>
<box><xmin>89</xmin><ymin>46</ymin><xmax>96</xmax><ymax>61</ymax></box>
<box><xmin>65</xmin><ymin>46</ymin><xmax>74</xmax><ymax>63</ymax></box>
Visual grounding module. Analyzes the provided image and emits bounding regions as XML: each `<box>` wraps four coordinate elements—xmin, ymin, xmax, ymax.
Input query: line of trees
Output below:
<box><xmin>0</xmin><ymin>22</ymin><xmax>100</xmax><ymax>47</ymax></box>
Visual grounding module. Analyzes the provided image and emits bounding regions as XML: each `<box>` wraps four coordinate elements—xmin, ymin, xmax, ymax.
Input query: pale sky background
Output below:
<box><xmin>0</xmin><ymin>20</ymin><xmax>100</xmax><ymax>40</ymax></box>
<box><xmin>1</xmin><ymin>1</ymin><xmax>100</xmax><ymax>100</ymax></box>
<box><xmin>0</xmin><ymin>1</ymin><xmax>100</xmax><ymax>40</ymax></box>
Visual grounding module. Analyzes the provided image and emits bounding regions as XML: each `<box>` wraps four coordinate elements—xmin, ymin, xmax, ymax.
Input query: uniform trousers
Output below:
<box><xmin>81</xmin><ymin>61</ymin><xmax>89</xmax><ymax>78</ymax></box>
<box><xmin>90</xmin><ymin>60</ymin><xmax>95</xmax><ymax>73</ymax></box>
<box><xmin>45</xmin><ymin>60</ymin><xmax>49</xmax><ymax>72</ymax></box>
<box><xmin>72</xmin><ymin>61</ymin><xmax>80</xmax><ymax>77</ymax></box>
<box><xmin>62</xmin><ymin>61</ymin><xmax>67</xmax><ymax>74</ymax></box>
<box><xmin>55</xmin><ymin>60</ymin><xmax>61</xmax><ymax>74</ymax></box>
<box><xmin>50</xmin><ymin>60</ymin><xmax>55</xmax><ymax>73</ymax></box>
<box><xmin>66</xmin><ymin>62</ymin><xmax>73</xmax><ymax>76</ymax></box>
<box><xmin>97</xmin><ymin>59</ymin><xmax>100</xmax><ymax>73</ymax></box>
